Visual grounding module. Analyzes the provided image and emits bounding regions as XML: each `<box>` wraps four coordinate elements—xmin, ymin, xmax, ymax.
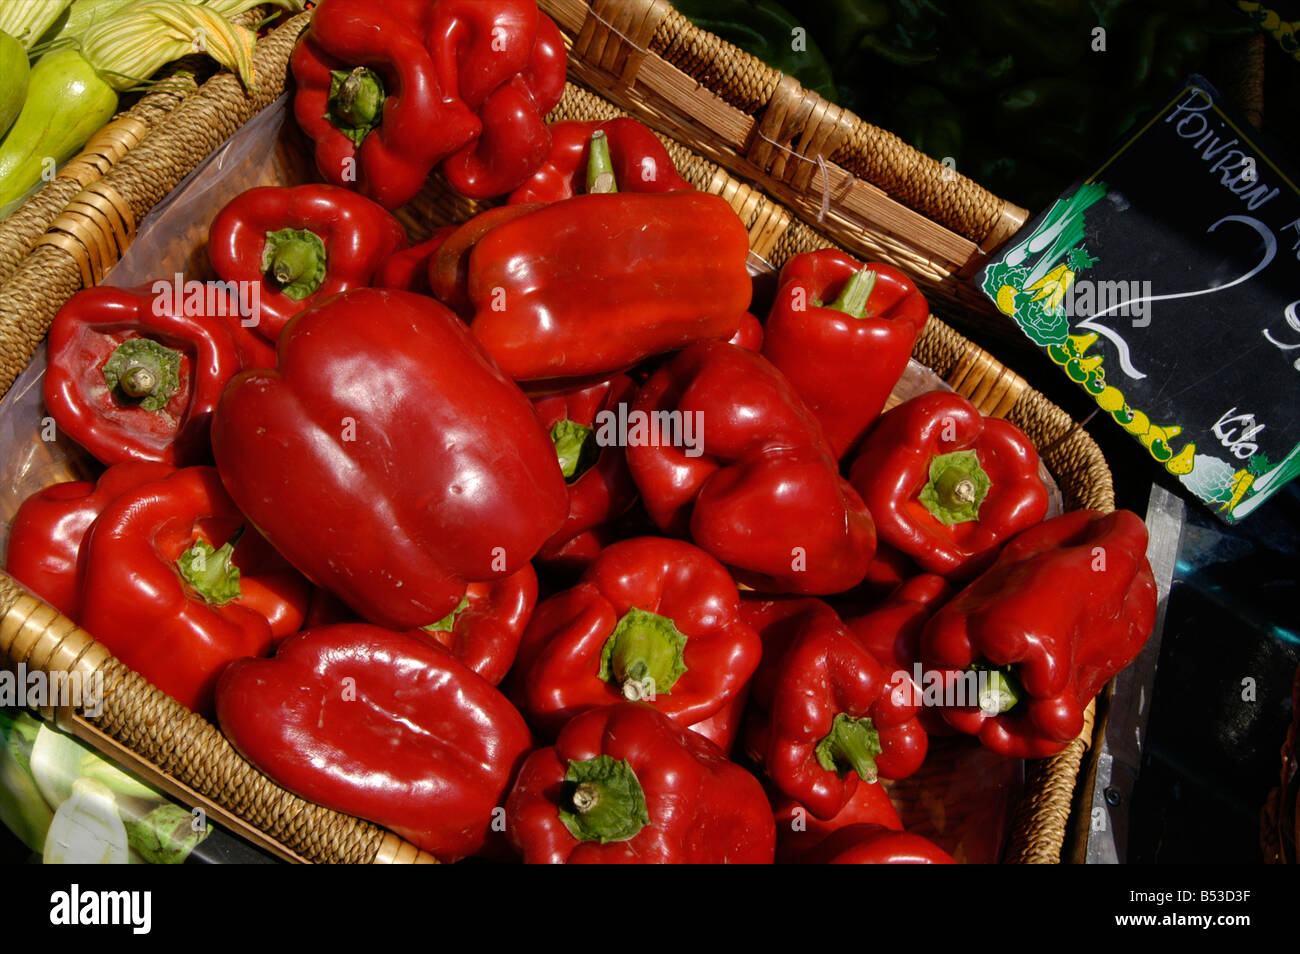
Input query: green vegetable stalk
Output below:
<box><xmin>0</xmin><ymin>31</ymin><xmax>29</xmax><ymax>140</ymax></box>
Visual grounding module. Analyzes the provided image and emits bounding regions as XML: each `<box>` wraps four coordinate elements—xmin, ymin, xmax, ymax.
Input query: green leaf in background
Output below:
<box><xmin>126</xmin><ymin>803</ymin><xmax>210</xmax><ymax>864</ymax></box>
<box><xmin>0</xmin><ymin>709</ymin><xmax>53</xmax><ymax>852</ymax></box>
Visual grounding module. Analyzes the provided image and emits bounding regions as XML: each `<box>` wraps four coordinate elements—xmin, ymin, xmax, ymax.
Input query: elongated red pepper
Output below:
<box><xmin>531</xmin><ymin>375</ymin><xmax>639</xmax><ymax>570</ymax></box>
<box><xmin>217</xmin><ymin>623</ymin><xmax>533</xmax><ymax>861</ymax></box>
<box><xmin>509</xmin><ymin>537</ymin><xmax>761</xmax><ymax>751</ymax></box>
<box><xmin>290</xmin><ymin>0</ymin><xmax>479</xmax><ymax>209</ymax></box>
<box><xmin>762</xmin><ymin>250</ymin><xmax>929</xmax><ymax>458</ymax></box>
<box><xmin>773</xmin><ymin>780</ymin><xmax>903</xmax><ymax>864</ymax></box>
<box><xmin>505</xmin><ymin>702</ymin><xmax>775</xmax><ymax>863</ymax></box>
<box><xmin>211</xmin><ymin>288</ymin><xmax>568</xmax><ymax>631</ymax></box>
<box><xmin>628</xmin><ymin>341</ymin><xmax>875</xmax><ymax>594</ymax></box>
<box><xmin>922</xmin><ymin>509</ymin><xmax>1157</xmax><ymax>758</ymax></box>
<box><xmin>43</xmin><ymin>285</ymin><xmax>262</xmax><ymax>467</ymax></box>
<box><xmin>5</xmin><ymin>462</ymin><xmax>175</xmax><ymax>616</ymax></box>
<box><xmin>849</xmin><ymin>391</ymin><xmax>1050</xmax><ymax>579</ymax></box>
<box><xmin>420</xmin><ymin>564</ymin><xmax>537</xmax><ymax>686</ymax></box>
<box><xmin>465</xmin><ymin>193</ymin><xmax>752</xmax><ymax>382</ymax></box>
<box><xmin>741</xmin><ymin>597</ymin><xmax>926</xmax><ymax>821</ymax></box>
<box><xmin>803</xmin><ymin>824</ymin><xmax>957</xmax><ymax>864</ymax></box>
<box><xmin>429</xmin><ymin>0</ymin><xmax>566</xmax><ymax>198</ymax></box>
<box><xmin>77</xmin><ymin>467</ymin><xmax>310</xmax><ymax>715</ymax></box>
<box><xmin>428</xmin><ymin>203</ymin><xmax>544</xmax><ymax>316</ymax></box>
<box><xmin>508</xmin><ymin>118</ymin><xmax>693</xmax><ymax>204</ymax></box>
<box><xmin>208</xmin><ymin>184</ymin><xmax>408</xmax><ymax>343</ymax></box>
<box><xmin>374</xmin><ymin>226</ymin><xmax>455</xmax><ymax>295</ymax></box>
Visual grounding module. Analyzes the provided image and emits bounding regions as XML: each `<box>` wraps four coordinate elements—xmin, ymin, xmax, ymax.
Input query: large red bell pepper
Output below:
<box><xmin>741</xmin><ymin>597</ymin><xmax>926</xmax><ymax>821</ymax></box>
<box><xmin>208</xmin><ymin>184</ymin><xmax>408</xmax><ymax>343</ymax></box>
<box><xmin>773</xmin><ymin>780</ymin><xmax>903</xmax><ymax>864</ymax></box>
<box><xmin>5</xmin><ymin>462</ymin><xmax>175</xmax><ymax>616</ymax></box>
<box><xmin>463</xmin><ymin>193</ymin><xmax>752</xmax><ymax>382</ymax></box>
<box><xmin>77</xmin><ymin>467</ymin><xmax>309</xmax><ymax>715</ymax></box>
<box><xmin>802</xmin><ymin>824</ymin><xmax>957</xmax><ymax>864</ymax></box>
<box><xmin>211</xmin><ymin>288</ymin><xmax>568</xmax><ymax>631</ymax></box>
<box><xmin>290</xmin><ymin>0</ymin><xmax>479</xmax><ymax>209</ymax></box>
<box><xmin>627</xmin><ymin>341</ymin><xmax>875</xmax><ymax>594</ymax></box>
<box><xmin>217</xmin><ymin>623</ymin><xmax>533</xmax><ymax>862</ymax></box>
<box><xmin>762</xmin><ymin>250</ymin><xmax>929</xmax><ymax>459</ymax></box>
<box><xmin>420</xmin><ymin>564</ymin><xmax>537</xmax><ymax>686</ymax></box>
<box><xmin>509</xmin><ymin>537</ymin><xmax>761</xmax><ymax>752</ymax></box>
<box><xmin>508</xmin><ymin>118</ymin><xmax>693</xmax><ymax>204</ymax></box>
<box><xmin>849</xmin><ymin>391</ymin><xmax>1050</xmax><ymax>579</ymax></box>
<box><xmin>531</xmin><ymin>374</ymin><xmax>639</xmax><ymax>570</ymax></box>
<box><xmin>921</xmin><ymin>509</ymin><xmax>1157</xmax><ymax>758</ymax></box>
<box><xmin>505</xmin><ymin>702</ymin><xmax>775</xmax><ymax>863</ymax></box>
<box><xmin>43</xmin><ymin>285</ymin><xmax>265</xmax><ymax>467</ymax></box>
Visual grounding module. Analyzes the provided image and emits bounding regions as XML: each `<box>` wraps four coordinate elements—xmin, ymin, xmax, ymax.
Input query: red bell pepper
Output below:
<box><xmin>762</xmin><ymin>250</ymin><xmax>929</xmax><ymax>459</ymax></box>
<box><xmin>216</xmin><ymin>623</ymin><xmax>533</xmax><ymax>862</ymax></box>
<box><xmin>505</xmin><ymin>702</ymin><xmax>775</xmax><ymax>863</ymax></box>
<box><xmin>211</xmin><ymin>288</ymin><xmax>568</xmax><ymax>631</ymax></box>
<box><xmin>373</xmin><ymin>226</ymin><xmax>455</xmax><ymax>295</ymax></box>
<box><xmin>773</xmin><ymin>780</ymin><xmax>903</xmax><ymax>864</ymax></box>
<box><xmin>428</xmin><ymin>203</ymin><xmax>544</xmax><ymax>316</ymax></box>
<box><xmin>42</xmin><ymin>285</ymin><xmax>264</xmax><ymax>467</ymax></box>
<box><xmin>464</xmin><ymin>193</ymin><xmax>752</xmax><ymax>382</ymax></box>
<box><xmin>921</xmin><ymin>509</ymin><xmax>1157</xmax><ymax>758</ymax></box>
<box><xmin>741</xmin><ymin>597</ymin><xmax>926</xmax><ymax>821</ymax></box>
<box><xmin>507</xmin><ymin>118</ymin><xmax>693</xmax><ymax>205</ymax></box>
<box><xmin>77</xmin><ymin>466</ymin><xmax>310</xmax><ymax>715</ymax></box>
<box><xmin>728</xmin><ymin>312</ymin><xmax>764</xmax><ymax>352</ymax></box>
<box><xmin>208</xmin><ymin>184</ymin><xmax>408</xmax><ymax>343</ymax></box>
<box><xmin>628</xmin><ymin>341</ymin><xmax>875</xmax><ymax>594</ymax></box>
<box><xmin>509</xmin><ymin>537</ymin><xmax>761</xmax><ymax>751</ymax></box>
<box><xmin>429</xmin><ymin>0</ymin><xmax>567</xmax><ymax>198</ymax></box>
<box><xmin>5</xmin><ymin>462</ymin><xmax>175</xmax><ymax>616</ymax></box>
<box><xmin>802</xmin><ymin>824</ymin><xmax>957</xmax><ymax>864</ymax></box>
<box><xmin>849</xmin><ymin>391</ymin><xmax>1050</xmax><ymax>579</ymax></box>
<box><xmin>419</xmin><ymin>563</ymin><xmax>537</xmax><ymax>686</ymax></box>
<box><xmin>531</xmin><ymin>374</ymin><xmax>639</xmax><ymax>570</ymax></box>
<box><xmin>289</xmin><ymin>0</ymin><xmax>479</xmax><ymax>209</ymax></box>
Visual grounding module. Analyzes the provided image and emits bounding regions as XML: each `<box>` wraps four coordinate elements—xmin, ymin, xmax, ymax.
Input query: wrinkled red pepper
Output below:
<box><xmin>43</xmin><ymin>285</ymin><xmax>266</xmax><ymax>467</ymax></box>
<box><xmin>217</xmin><ymin>623</ymin><xmax>533</xmax><ymax>861</ymax></box>
<box><xmin>419</xmin><ymin>564</ymin><xmax>537</xmax><ymax>686</ymax></box>
<box><xmin>773</xmin><ymin>780</ymin><xmax>902</xmax><ymax>864</ymax></box>
<box><xmin>464</xmin><ymin>193</ymin><xmax>752</xmax><ymax>382</ymax></box>
<box><xmin>531</xmin><ymin>374</ymin><xmax>639</xmax><ymax>570</ymax></box>
<box><xmin>921</xmin><ymin>509</ymin><xmax>1157</xmax><ymax>758</ymax></box>
<box><xmin>374</xmin><ymin>226</ymin><xmax>455</xmax><ymax>295</ymax></box>
<box><xmin>741</xmin><ymin>597</ymin><xmax>926</xmax><ymax>821</ymax></box>
<box><xmin>211</xmin><ymin>288</ymin><xmax>568</xmax><ymax>631</ymax></box>
<box><xmin>77</xmin><ymin>467</ymin><xmax>309</xmax><ymax>715</ymax></box>
<box><xmin>849</xmin><ymin>391</ymin><xmax>1050</xmax><ymax>579</ymax></box>
<box><xmin>290</xmin><ymin>0</ymin><xmax>479</xmax><ymax>209</ymax></box>
<box><xmin>505</xmin><ymin>702</ymin><xmax>775</xmax><ymax>863</ymax></box>
<box><xmin>507</xmin><ymin>118</ymin><xmax>693</xmax><ymax>204</ymax></box>
<box><xmin>628</xmin><ymin>341</ymin><xmax>875</xmax><ymax>594</ymax></box>
<box><xmin>208</xmin><ymin>184</ymin><xmax>408</xmax><ymax>343</ymax></box>
<box><xmin>5</xmin><ymin>462</ymin><xmax>175</xmax><ymax>616</ymax></box>
<box><xmin>802</xmin><ymin>824</ymin><xmax>957</xmax><ymax>864</ymax></box>
<box><xmin>509</xmin><ymin>537</ymin><xmax>761</xmax><ymax>752</ymax></box>
<box><xmin>762</xmin><ymin>250</ymin><xmax>929</xmax><ymax>459</ymax></box>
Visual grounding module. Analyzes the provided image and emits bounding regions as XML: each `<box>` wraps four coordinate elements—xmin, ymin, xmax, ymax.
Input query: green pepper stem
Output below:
<box><xmin>557</xmin><ymin>756</ymin><xmax>650</xmax><ymax>844</ymax></box>
<box><xmin>102</xmin><ymin>338</ymin><xmax>182</xmax><ymax>412</ymax></box>
<box><xmin>918</xmin><ymin>450</ymin><xmax>992</xmax><ymax>526</ymax></box>
<box><xmin>571</xmin><ymin>782</ymin><xmax>600</xmax><ymax>814</ymax></box>
<box><xmin>586</xmin><ymin>129</ymin><xmax>618</xmax><ymax>194</ymax></box>
<box><xmin>827</xmin><ymin>268</ymin><xmax>878</xmax><ymax>319</ymax></box>
<box><xmin>262</xmin><ymin>228</ymin><xmax>327</xmax><ymax>301</ymax></box>
<box><xmin>598</xmin><ymin>607</ymin><xmax>688</xmax><ymax>698</ymax></box>
<box><xmin>334</xmin><ymin>66</ymin><xmax>383</xmax><ymax>128</ymax></box>
<box><xmin>815</xmin><ymin>713</ymin><xmax>882</xmax><ymax>782</ymax></box>
<box><xmin>972</xmin><ymin>663</ymin><xmax>1022</xmax><ymax>715</ymax></box>
<box><xmin>176</xmin><ymin>540</ymin><xmax>241</xmax><ymax>607</ymax></box>
<box><xmin>119</xmin><ymin>366</ymin><xmax>158</xmax><ymax>398</ymax></box>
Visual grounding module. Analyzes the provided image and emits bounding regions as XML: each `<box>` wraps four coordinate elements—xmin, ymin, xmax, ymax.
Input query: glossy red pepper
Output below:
<box><xmin>428</xmin><ymin>203</ymin><xmax>544</xmax><ymax>316</ymax></box>
<box><xmin>217</xmin><ymin>623</ymin><xmax>533</xmax><ymax>861</ymax></box>
<box><xmin>5</xmin><ymin>462</ymin><xmax>175</xmax><ymax>616</ymax></box>
<box><xmin>505</xmin><ymin>702</ymin><xmax>775</xmax><ymax>863</ymax></box>
<box><xmin>849</xmin><ymin>391</ymin><xmax>1050</xmax><ymax>579</ymax></box>
<box><xmin>509</xmin><ymin>537</ymin><xmax>761</xmax><ymax>752</ymax></box>
<box><xmin>208</xmin><ymin>184</ymin><xmax>408</xmax><ymax>343</ymax></box>
<box><xmin>802</xmin><ymin>824</ymin><xmax>957</xmax><ymax>864</ymax></box>
<box><xmin>43</xmin><ymin>285</ymin><xmax>264</xmax><ymax>467</ymax></box>
<box><xmin>507</xmin><ymin>118</ymin><xmax>693</xmax><ymax>205</ymax></box>
<box><xmin>419</xmin><ymin>563</ymin><xmax>537</xmax><ymax>686</ymax></box>
<box><xmin>290</xmin><ymin>0</ymin><xmax>479</xmax><ymax>209</ymax></box>
<box><xmin>211</xmin><ymin>288</ymin><xmax>568</xmax><ymax>631</ymax></box>
<box><xmin>373</xmin><ymin>226</ymin><xmax>455</xmax><ymax>295</ymax></box>
<box><xmin>531</xmin><ymin>374</ymin><xmax>639</xmax><ymax>570</ymax></box>
<box><xmin>773</xmin><ymin>781</ymin><xmax>903</xmax><ymax>864</ymax></box>
<box><xmin>728</xmin><ymin>312</ymin><xmax>764</xmax><ymax>352</ymax></box>
<box><xmin>762</xmin><ymin>250</ymin><xmax>929</xmax><ymax>459</ymax></box>
<box><xmin>741</xmin><ymin>597</ymin><xmax>926</xmax><ymax>821</ymax></box>
<box><xmin>628</xmin><ymin>341</ymin><xmax>875</xmax><ymax>594</ymax></box>
<box><xmin>77</xmin><ymin>467</ymin><xmax>310</xmax><ymax>715</ymax></box>
<box><xmin>464</xmin><ymin>193</ymin><xmax>752</xmax><ymax>382</ymax></box>
<box><xmin>429</xmin><ymin>0</ymin><xmax>566</xmax><ymax>198</ymax></box>
<box><xmin>922</xmin><ymin>509</ymin><xmax>1157</xmax><ymax>758</ymax></box>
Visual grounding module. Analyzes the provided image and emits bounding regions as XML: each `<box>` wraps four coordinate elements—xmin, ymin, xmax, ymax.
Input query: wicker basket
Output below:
<box><xmin>0</xmin><ymin>1</ymin><xmax>1117</xmax><ymax>864</ymax></box>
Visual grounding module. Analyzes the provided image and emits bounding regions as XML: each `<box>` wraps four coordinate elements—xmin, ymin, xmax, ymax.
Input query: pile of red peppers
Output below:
<box><xmin>2</xmin><ymin>0</ymin><xmax>1160</xmax><ymax>865</ymax></box>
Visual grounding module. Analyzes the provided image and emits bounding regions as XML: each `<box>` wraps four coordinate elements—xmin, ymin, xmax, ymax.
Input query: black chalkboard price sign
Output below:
<box><xmin>976</xmin><ymin>75</ymin><xmax>1300</xmax><ymax>523</ymax></box>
